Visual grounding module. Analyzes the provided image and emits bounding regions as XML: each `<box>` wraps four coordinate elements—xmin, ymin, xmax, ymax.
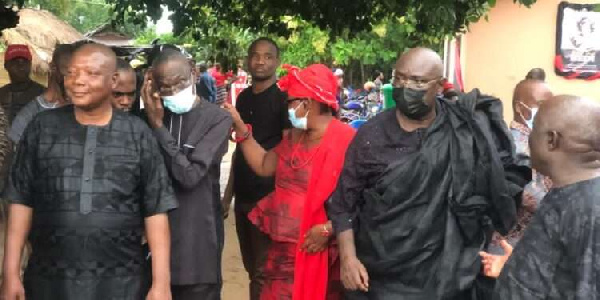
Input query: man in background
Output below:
<box><xmin>224</xmin><ymin>37</ymin><xmax>289</xmax><ymax>300</ymax></box>
<box><xmin>112</xmin><ymin>59</ymin><xmax>137</xmax><ymax>112</ymax></box>
<box><xmin>0</xmin><ymin>44</ymin><xmax>45</xmax><ymax>126</ymax></box>
<box><xmin>196</xmin><ymin>62</ymin><xmax>217</xmax><ymax>104</ymax></box>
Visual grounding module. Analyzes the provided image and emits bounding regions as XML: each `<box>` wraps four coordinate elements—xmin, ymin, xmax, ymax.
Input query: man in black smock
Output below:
<box><xmin>494</xmin><ymin>95</ymin><xmax>600</xmax><ymax>300</ymax></box>
<box><xmin>223</xmin><ymin>37</ymin><xmax>289</xmax><ymax>300</ymax></box>
<box><xmin>329</xmin><ymin>48</ymin><xmax>529</xmax><ymax>299</ymax></box>
<box><xmin>1</xmin><ymin>43</ymin><xmax>177</xmax><ymax>300</ymax></box>
<box><xmin>142</xmin><ymin>49</ymin><xmax>232</xmax><ymax>300</ymax></box>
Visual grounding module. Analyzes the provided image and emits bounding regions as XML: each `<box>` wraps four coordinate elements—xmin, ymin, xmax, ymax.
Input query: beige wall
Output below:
<box><xmin>463</xmin><ymin>0</ymin><xmax>600</xmax><ymax>122</ymax></box>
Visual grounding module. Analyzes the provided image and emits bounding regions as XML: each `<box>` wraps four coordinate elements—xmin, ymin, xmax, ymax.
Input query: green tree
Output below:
<box><xmin>25</xmin><ymin>0</ymin><xmax>112</xmax><ymax>33</ymax></box>
<box><xmin>103</xmin><ymin>0</ymin><xmax>537</xmax><ymax>43</ymax></box>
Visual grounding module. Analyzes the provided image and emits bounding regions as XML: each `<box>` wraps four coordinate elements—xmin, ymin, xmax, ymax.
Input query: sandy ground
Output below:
<box><xmin>222</xmin><ymin>208</ymin><xmax>249</xmax><ymax>299</ymax></box>
<box><xmin>220</xmin><ymin>143</ymin><xmax>250</xmax><ymax>299</ymax></box>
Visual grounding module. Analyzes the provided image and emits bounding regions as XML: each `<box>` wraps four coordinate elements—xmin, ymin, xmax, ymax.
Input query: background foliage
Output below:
<box><xmin>2</xmin><ymin>0</ymin><xmax>542</xmax><ymax>85</ymax></box>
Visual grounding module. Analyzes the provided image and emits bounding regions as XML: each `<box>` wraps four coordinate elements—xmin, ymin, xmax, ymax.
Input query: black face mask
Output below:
<box><xmin>392</xmin><ymin>87</ymin><xmax>433</xmax><ymax>120</ymax></box>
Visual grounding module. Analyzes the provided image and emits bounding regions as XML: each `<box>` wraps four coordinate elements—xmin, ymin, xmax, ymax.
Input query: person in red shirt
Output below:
<box><xmin>211</xmin><ymin>63</ymin><xmax>228</xmax><ymax>105</ymax></box>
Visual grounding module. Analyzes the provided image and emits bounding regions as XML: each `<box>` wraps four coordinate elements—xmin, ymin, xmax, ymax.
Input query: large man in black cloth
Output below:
<box><xmin>494</xmin><ymin>95</ymin><xmax>600</xmax><ymax>300</ymax></box>
<box><xmin>1</xmin><ymin>43</ymin><xmax>177</xmax><ymax>300</ymax></box>
<box><xmin>222</xmin><ymin>37</ymin><xmax>289</xmax><ymax>300</ymax></box>
<box><xmin>329</xmin><ymin>48</ymin><xmax>528</xmax><ymax>299</ymax></box>
<box><xmin>142</xmin><ymin>49</ymin><xmax>232</xmax><ymax>300</ymax></box>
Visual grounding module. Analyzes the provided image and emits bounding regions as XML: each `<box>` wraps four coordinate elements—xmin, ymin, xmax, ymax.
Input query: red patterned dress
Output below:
<box><xmin>248</xmin><ymin>120</ymin><xmax>355</xmax><ymax>300</ymax></box>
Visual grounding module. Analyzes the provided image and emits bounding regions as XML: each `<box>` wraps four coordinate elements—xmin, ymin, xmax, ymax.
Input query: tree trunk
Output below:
<box><xmin>360</xmin><ymin>61</ymin><xmax>365</xmax><ymax>86</ymax></box>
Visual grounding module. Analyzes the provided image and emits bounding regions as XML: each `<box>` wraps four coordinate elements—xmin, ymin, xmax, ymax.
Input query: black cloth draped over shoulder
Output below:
<box><xmin>354</xmin><ymin>90</ymin><xmax>530</xmax><ymax>299</ymax></box>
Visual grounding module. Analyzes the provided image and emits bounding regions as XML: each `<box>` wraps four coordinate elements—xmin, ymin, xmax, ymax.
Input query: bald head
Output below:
<box><xmin>152</xmin><ymin>49</ymin><xmax>192</xmax><ymax>78</ymax></box>
<box><xmin>530</xmin><ymin>95</ymin><xmax>600</xmax><ymax>178</ymax></box>
<box><xmin>536</xmin><ymin>95</ymin><xmax>600</xmax><ymax>150</ymax></box>
<box><xmin>396</xmin><ymin>48</ymin><xmax>443</xmax><ymax>78</ymax></box>
<box><xmin>64</xmin><ymin>43</ymin><xmax>118</xmax><ymax>111</ymax></box>
<box><xmin>512</xmin><ymin>80</ymin><xmax>553</xmax><ymax>125</ymax></box>
<box><xmin>72</xmin><ymin>43</ymin><xmax>117</xmax><ymax>73</ymax></box>
<box><xmin>151</xmin><ymin>49</ymin><xmax>194</xmax><ymax>97</ymax></box>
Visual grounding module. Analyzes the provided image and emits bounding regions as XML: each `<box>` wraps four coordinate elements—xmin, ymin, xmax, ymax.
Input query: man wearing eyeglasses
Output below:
<box><xmin>112</xmin><ymin>59</ymin><xmax>137</xmax><ymax>112</ymax></box>
<box><xmin>142</xmin><ymin>48</ymin><xmax>232</xmax><ymax>300</ymax></box>
<box><xmin>328</xmin><ymin>47</ymin><xmax>529</xmax><ymax>300</ymax></box>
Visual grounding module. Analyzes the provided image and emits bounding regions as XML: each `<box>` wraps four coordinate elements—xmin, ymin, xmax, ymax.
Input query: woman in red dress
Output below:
<box><xmin>224</xmin><ymin>64</ymin><xmax>356</xmax><ymax>300</ymax></box>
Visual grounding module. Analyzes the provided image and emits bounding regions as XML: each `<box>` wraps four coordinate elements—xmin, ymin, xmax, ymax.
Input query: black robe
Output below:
<box><xmin>330</xmin><ymin>91</ymin><xmax>530</xmax><ymax>300</ymax></box>
<box><xmin>495</xmin><ymin>176</ymin><xmax>600</xmax><ymax>300</ymax></box>
<box><xmin>153</xmin><ymin>100</ymin><xmax>232</xmax><ymax>285</ymax></box>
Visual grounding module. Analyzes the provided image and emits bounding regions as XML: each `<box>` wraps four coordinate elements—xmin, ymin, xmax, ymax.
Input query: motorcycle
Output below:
<box><xmin>339</xmin><ymin>95</ymin><xmax>382</xmax><ymax>129</ymax></box>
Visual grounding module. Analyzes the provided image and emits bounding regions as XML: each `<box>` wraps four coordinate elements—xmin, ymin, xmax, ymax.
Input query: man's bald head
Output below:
<box><xmin>151</xmin><ymin>49</ymin><xmax>194</xmax><ymax>97</ymax></box>
<box><xmin>396</xmin><ymin>48</ymin><xmax>443</xmax><ymax>78</ymax></box>
<box><xmin>64</xmin><ymin>42</ymin><xmax>118</xmax><ymax>111</ymax></box>
<box><xmin>512</xmin><ymin>79</ymin><xmax>553</xmax><ymax>125</ymax></box>
<box><xmin>152</xmin><ymin>49</ymin><xmax>192</xmax><ymax>78</ymax></box>
<box><xmin>392</xmin><ymin>48</ymin><xmax>444</xmax><ymax>120</ymax></box>
<box><xmin>72</xmin><ymin>43</ymin><xmax>117</xmax><ymax>73</ymax></box>
<box><xmin>530</xmin><ymin>95</ymin><xmax>600</xmax><ymax>178</ymax></box>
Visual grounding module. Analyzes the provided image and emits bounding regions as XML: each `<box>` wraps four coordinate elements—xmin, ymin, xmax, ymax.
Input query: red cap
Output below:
<box><xmin>5</xmin><ymin>44</ymin><xmax>32</xmax><ymax>62</ymax></box>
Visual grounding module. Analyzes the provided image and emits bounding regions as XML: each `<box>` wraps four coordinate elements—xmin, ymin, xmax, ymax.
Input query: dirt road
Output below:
<box><xmin>221</xmin><ymin>143</ymin><xmax>249</xmax><ymax>299</ymax></box>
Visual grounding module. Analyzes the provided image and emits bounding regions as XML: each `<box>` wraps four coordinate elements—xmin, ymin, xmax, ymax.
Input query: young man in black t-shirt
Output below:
<box><xmin>222</xmin><ymin>37</ymin><xmax>289</xmax><ymax>300</ymax></box>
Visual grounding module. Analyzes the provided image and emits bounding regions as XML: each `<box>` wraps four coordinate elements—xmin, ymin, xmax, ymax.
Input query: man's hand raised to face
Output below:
<box><xmin>141</xmin><ymin>70</ymin><xmax>165</xmax><ymax>129</ymax></box>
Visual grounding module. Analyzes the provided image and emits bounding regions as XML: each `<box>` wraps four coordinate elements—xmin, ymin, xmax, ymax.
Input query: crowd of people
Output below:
<box><xmin>0</xmin><ymin>35</ymin><xmax>598</xmax><ymax>300</ymax></box>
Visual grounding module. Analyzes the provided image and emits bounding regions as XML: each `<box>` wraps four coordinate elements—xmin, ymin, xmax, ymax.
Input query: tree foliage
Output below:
<box><xmin>104</xmin><ymin>0</ymin><xmax>537</xmax><ymax>40</ymax></box>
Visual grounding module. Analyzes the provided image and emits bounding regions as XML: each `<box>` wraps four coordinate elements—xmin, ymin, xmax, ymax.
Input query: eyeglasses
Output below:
<box><xmin>393</xmin><ymin>77</ymin><xmax>440</xmax><ymax>89</ymax></box>
<box><xmin>113</xmin><ymin>91</ymin><xmax>136</xmax><ymax>98</ymax></box>
<box><xmin>287</xmin><ymin>98</ymin><xmax>309</xmax><ymax>103</ymax></box>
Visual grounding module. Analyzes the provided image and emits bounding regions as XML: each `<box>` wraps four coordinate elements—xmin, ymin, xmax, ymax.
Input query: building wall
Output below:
<box><xmin>463</xmin><ymin>0</ymin><xmax>600</xmax><ymax>122</ymax></box>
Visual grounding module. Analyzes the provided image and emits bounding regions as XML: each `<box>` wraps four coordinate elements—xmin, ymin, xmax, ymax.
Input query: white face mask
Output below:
<box><xmin>519</xmin><ymin>102</ymin><xmax>538</xmax><ymax>129</ymax></box>
<box><xmin>162</xmin><ymin>76</ymin><xmax>196</xmax><ymax>114</ymax></box>
<box><xmin>288</xmin><ymin>101</ymin><xmax>309</xmax><ymax>130</ymax></box>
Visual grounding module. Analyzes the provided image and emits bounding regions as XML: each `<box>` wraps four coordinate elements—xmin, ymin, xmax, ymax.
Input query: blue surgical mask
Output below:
<box><xmin>288</xmin><ymin>102</ymin><xmax>309</xmax><ymax>130</ymax></box>
<box><xmin>519</xmin><ymin>102</ymin><xmax>538</xmax><ymax>129</ymax></box>
<box><xmin>526</xmin><ymin>107</ymin><xmax>538</xmax><ymax>129</ymax></box>
<box><xmin>162</xmin><ymin>77</ymin><xmax>196</xmax><ymax>114</ymax></box>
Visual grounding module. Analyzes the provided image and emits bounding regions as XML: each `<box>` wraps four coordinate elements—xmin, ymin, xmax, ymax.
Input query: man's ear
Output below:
<box><xmin>548</xmin><ymin>130</ymin><xmax>561</xmax><ymax>151</ymax></box>
<box><xmin>111</xmin><ymin>72</ymin><xmax>119</xmax><ymax>90</ymax></box>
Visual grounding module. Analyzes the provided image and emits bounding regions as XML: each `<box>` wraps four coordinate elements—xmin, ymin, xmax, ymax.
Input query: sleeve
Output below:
<box><xmin>493</xmin><ymin>203</ymin><xmax>561</xmax><ymax>299</ymax></box>
<box><xmin>8</xmin><ymin>100</ymin><xmax>37</xmax><ymax>143</ymax></box>
<box><xmin>3</xmin><ymin>119</ymin><xmax>37</xmax><ymax>207</ymax></box>
<box><xmin>154</xmin><ymin>113</ymin><xmax>233</xmax><ymax>190</ymax></box>
<box><xmin>327</xmin><ymin>134</ymin><xmax>363</xmax><ymax>233</ymax></box>
<box><xmin>140</xmin><ymin>126</ymin><xmax>178</xmax><ymax>217</ymax></box>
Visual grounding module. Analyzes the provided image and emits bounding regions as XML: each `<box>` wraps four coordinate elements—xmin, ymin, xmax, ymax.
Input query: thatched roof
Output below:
<box><xmin>85</xmin><ymin>23</ymin><xmax>133</xmax><ymax>46</ymax></box>
<box><xmin>1</xmin><ymin>8</ymin><xmax>83</xmax><ymax>75</ymax></box>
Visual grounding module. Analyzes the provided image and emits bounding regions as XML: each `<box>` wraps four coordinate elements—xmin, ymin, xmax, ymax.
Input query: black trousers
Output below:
<box><xmin>172</xmin><ymin>283</ymin><xmax>221</xmax><ymax>300</ymax></box>
<box><xmin>235</xmin><ymin>206</ymin><xmax>270</xmax><ymax>300</ymax></box>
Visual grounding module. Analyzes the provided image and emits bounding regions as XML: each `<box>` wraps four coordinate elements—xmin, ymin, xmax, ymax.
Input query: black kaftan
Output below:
<box><xmin>5</xmin><ymin>105</ymin><xmax>178</xmax><ymax>300</ymax></box>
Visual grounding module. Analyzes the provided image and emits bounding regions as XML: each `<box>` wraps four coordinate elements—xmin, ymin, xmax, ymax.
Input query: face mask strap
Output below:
<box><xmin>518</xmin><ymin>102</ymin><xmax>534</xmax><ymax>121</ymax></box>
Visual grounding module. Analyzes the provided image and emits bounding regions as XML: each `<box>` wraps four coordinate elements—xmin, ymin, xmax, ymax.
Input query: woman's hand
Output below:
<box><xmin>301</xmin><ymin>223</ymin><xmax>331</xmax><ymax>253</ymax></box>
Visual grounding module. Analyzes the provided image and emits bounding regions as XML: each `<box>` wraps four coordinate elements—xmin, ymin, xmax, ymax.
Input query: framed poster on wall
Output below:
<box><xmin>555</xmin><ymin>1</ymin><xmax>600</xmax><ymax>80</ymax></box>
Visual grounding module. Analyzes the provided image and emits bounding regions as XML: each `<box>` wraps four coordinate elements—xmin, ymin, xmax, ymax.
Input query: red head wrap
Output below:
<box><xmin>278</xmin><ymin>64</ymin><xmax>339</xmax><ymax>111</ymax></box>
